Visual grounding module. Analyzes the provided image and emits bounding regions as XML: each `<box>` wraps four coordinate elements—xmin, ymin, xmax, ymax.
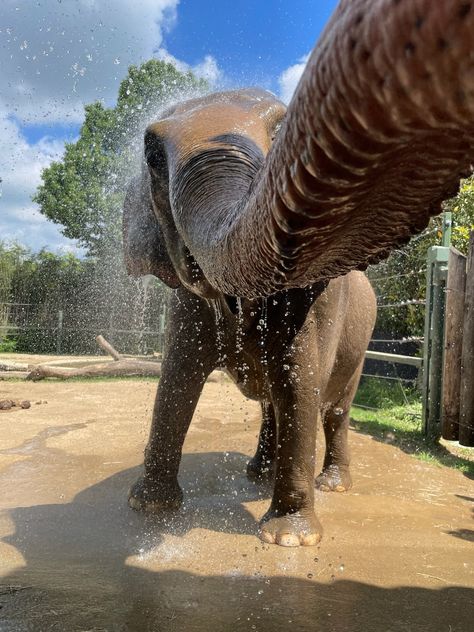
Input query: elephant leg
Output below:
<box><xmin>129</xmin><ymin>348</ymin><xmax>213</xmax><ymax>513</ymax></box>
<box><xmin>259</xmin><ymin>365</ymin><xmax>322</xmax><ymax>547</ymax></box>
<box><xmin>316</xmin><ymin>364</ymin><xmax>363</xmax><ymax>492</ymax></box>
<box><xmin>247</xmin><ymin>401</ymin><xmax>277</xmax><ymax>481</ymax></box>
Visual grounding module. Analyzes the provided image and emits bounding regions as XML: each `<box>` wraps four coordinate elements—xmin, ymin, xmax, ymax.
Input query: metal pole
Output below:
<box><xmin>56</xmin><ymin>309</ymin><xmax>63</xmax><ymax>355</ymax></box>
<box><xmin>442</xmin><ymin>211</ymin><xmax>452</xmax><ymax>247</ymax></box>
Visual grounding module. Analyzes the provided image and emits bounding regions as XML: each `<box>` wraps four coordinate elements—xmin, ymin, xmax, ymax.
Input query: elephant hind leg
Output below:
<box><xmin>316</xmin><ymin>362</ymin><xmax>364</xmax><ymax>492</ymax></box>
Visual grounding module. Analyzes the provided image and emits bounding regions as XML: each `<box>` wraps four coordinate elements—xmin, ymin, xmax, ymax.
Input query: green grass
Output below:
<box><xmin>351</xmin><ymin>377</ymin><xmax>473</xmax><ymax>477</ymax></box>
<box><xmin>354</xmin><ymin>375</ymin><xmax>420</xmax><ymax>409</ymax></box>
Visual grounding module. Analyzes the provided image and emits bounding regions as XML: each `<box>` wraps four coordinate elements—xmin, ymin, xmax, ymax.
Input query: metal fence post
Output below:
<box><xmin>441</xmin><ymin>211</ymin><xmax>452</xmax><ymax>247</ymax></box>
<box><xmin>159</xmin><ymin>301</ymin><xmax>167</xmax><ymax>355</ymax></box>
<box><xmin>422</xmin><ymin>246</ymin><xmax>449</xmax><ymax>438</ymax></box>
<box><xmin>56</xmin><ymin>309</ymin><xmax>63</xmax><ymax>355</ymax></box>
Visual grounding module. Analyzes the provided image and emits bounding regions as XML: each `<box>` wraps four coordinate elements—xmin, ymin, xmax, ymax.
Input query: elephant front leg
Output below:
<box><xmin>247</xmin><ymin>401</ymin><xmax>277</xmax><ymax>481</ymax></box>
<box><xmin>129</xmin><ymin>355</ymin><xmax>211</xmax><ymax>513</ymax></box>
<box><xmin>259</xmin><ymin>369</ymin><xmax>322</xmax><ymax>547</ymax></box>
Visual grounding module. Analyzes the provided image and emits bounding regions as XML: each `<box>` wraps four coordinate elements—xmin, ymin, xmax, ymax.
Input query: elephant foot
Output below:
<box><xmin>246</xmin><ymin>455</ymin><xmax>275</xmax><ymax>481</ymax></box>
<box><xmin>259</xmin><ymin>509</ymin><xmax>323</xmax><ymax>547</ymax></box>
<box><xmin>128</xmin><ymin>476</ymin><xmax>183</xmax><ymax>513</ymax></box>
<box><xmin>315</xmin><ymin>464</ymin><xmax>352</xmax><ymax>492</ymax></box>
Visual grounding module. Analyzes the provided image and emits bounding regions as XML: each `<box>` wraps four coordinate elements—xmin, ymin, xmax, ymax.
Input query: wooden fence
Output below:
<box><xmin>441</xmin><ymin>232</ymin><xmax>474</xmax><ymax>446</ymax></box>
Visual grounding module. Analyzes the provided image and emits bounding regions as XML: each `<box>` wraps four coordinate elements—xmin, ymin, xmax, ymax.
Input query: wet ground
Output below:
<box><xmin>0</xmin><ymin>373</ymin><xmax>473</xmax><ymax>631</ymax></box>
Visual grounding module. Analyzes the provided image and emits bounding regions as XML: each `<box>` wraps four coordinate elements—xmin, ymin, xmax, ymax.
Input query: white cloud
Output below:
<box><xmin>278</xmin><ymin>53</ymin><xmax>310</xmax><ymax>105</ymax></box>
<box><xmin>155</xmin><ymin>49</ymin><xmax>223</xmax><ymax>88</ymax></box>
<box><xmin>0</xmin><ymin>0</ymin><xmax>179</xmax><ymax>123</ymax></box>
<box><xmin>0</xmin><ymin>0</ymin><xmax>226</xmax><ymax>252</ymax></box>
<box><xmin>193</xmin><ymin>55</ymin><xmax>223</xmax><ymax>85</ymax></box>
<box><xmin>0</xmin><ymin>105</ymin><xmax>80</xmax><ymax>252</ymax></box>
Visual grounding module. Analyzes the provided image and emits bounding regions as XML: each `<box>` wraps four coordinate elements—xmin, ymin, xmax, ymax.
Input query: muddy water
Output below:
<box><xmin>0</xmin><ymin>379</ymin><xmax>473</xmax><ymax>631</ymax></box>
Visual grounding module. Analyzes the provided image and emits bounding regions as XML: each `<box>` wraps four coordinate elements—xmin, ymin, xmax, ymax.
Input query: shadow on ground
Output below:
<box><xmin>350</xmin><ymin>417</ymin><xmax>474</xmax><ymax>481</ymax></box>
<box><xmin>1</xmin><ymin>454</ymin><xmax>473</xmax><ymax>632</ymax></box>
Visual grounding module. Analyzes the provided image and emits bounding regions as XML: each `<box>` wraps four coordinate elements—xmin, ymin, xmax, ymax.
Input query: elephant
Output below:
<box><xmin>123</xmin><ymin>0</ymin><xmax>474</xmax><ymax>546</ymax></box>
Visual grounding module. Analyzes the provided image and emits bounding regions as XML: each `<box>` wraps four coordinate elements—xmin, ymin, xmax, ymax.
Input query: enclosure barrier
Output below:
<box><xmin>422</xmin><ymin>245</ymin><xmax>449</xmax><ymax>439</ymax></box>
<box><xmin>441</xmin><ymin>232</ymin><xmax>474</xmax><ymax>447</ymax></box>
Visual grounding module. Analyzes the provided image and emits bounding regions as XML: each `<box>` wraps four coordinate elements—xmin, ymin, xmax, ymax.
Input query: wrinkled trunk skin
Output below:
<box><xmin>172</xmin><ymin>0</ymin><xmax>474</xmax><ymax>298</ymax></box>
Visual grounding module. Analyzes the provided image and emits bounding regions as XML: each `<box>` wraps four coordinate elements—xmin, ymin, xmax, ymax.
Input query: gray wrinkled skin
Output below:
<box><xmin>124</xmin><ymin>89</ymin><xmax>376</xmax><ymax>546</ymax></box>
<box><xmin>127</xmin><ymin>276</ymin><xmax>376</xmax><ymax>546</ymax></box>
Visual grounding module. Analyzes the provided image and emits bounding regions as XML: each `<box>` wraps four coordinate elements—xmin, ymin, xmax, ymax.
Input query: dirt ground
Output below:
<box><xmin>0</xmin><ymin>368</ymin><xmax>473</xmax><ymax>631</ymax></box>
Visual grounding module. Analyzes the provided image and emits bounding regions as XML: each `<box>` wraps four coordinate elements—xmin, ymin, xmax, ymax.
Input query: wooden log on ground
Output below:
<box><xmin>26</xmin><ymin>359</ymin><xmax>162</xmax><ymax>381</ymax></box>
<box><xmin>459</xmin><ymin>232</ymin><xmax>474</xmax><ymax>447</ymax></box>
<box><xmin>442</xmin><ymin>248</ymin><xmax>466</xmax><ymax>441</ymax></box>
<box><xmin>22</xmin><ymin>336</ymin><xmax>225</xmax><ymax>383</ymax></box>
<box><xmin>26</xmin><ymin>335</ymin><xmax>162</xmax><ymax>381</ymax></box>
<box><xmin>0</xmin><ymin>371</ymin><xmax>29</xmax><ymax>380</ymax></box>
<box><xmin>0</xmin><ymin>361</ymin><xmax>29</xmax><ymax>372</ymax></box>
<box><xmin>96</xmin><ymin>335</ymin><xmax>122</xmax><ymax>361</ymax></box>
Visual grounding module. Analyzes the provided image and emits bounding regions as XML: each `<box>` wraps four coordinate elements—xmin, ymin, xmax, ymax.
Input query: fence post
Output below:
<box><xmin>422</xmin><ymin>246</ymin><xmax>449</xmax><ymax>439</ymax></box>
<box><xmin>441</xmin><ymin>211</ymin><xmax>452</xmax><ymax>247</ymax></box>
<box><xmin>459</xmin><ymin>232</ymin><xmax>474</xmax><ymax>447</ymax></box>
<box><xmin>108</xmin><ymin>312</ymin><xmax>114</xmax><ymax>346</ymax></box>
<box><xmin>159</xmin><ymin>301</ymin><xmax>167</xmax><ymax>355</ymax></box>
<box><xmin>442</xmin><ymin>248</ymin><xmax>466</xmax><ymax>440</ymax></box>
<box><xmin>56</xmin><ymin>309</ymin><xmax>63</xmax><ymax>355</ymax></box>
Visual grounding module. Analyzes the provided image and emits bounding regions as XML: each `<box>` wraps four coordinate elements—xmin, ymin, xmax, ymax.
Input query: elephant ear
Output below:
<box><xmin>123</xmin><ymin>171</ymin><xmax>180</xmax><ymax>289</ymax></box>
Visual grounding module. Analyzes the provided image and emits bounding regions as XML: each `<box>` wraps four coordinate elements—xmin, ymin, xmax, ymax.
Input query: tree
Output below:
<box><xmin>0</xmin><ymin>241</ymin><xmax>167</xmax><ymax>355</ymax></box>
<box><xmin>369</xmin><ymin>173</ymin><xmax>474</xmax><ymax>338</ymax></box>
<box><xmin>34</xmin><ymin>61</ymin><xmax>208</xmax><ymax>256</ymax></box>
<box><xmin>445</xmin><ymin>175</ymin><xmax>474</xmax><ymax>253</ymax></box>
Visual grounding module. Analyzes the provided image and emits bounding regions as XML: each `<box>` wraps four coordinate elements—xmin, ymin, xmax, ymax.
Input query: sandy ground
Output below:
<box><xmin>0</xmin><ymin>372</ymin><xmax>473</xmax><ymax>632</ymax></box>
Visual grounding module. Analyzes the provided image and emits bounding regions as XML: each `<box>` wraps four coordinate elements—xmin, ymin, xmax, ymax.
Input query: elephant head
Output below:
<box><xmin>124</xmin><ymin>0</ymin><xmax>474</xmax><ymax>298</ymax></box>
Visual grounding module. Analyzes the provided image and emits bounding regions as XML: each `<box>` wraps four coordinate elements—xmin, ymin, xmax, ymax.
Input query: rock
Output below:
<box><xmin>0</xmin><ymin>400</ymin><xmax>14</xmax><ymax>410</ymax></box>
<box><xmin>19</xmin><ymin>400</ymin><xmax>31</xmax><ymax>409</ymax></box>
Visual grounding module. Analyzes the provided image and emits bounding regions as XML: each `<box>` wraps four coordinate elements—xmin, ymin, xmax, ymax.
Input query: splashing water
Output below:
<box><xmin>132</xmin><ymin>276</ymin><xmax>152</xmax><ymax>355</ymax></box>
<box><xmin>212</xmin><ymin>299</ymin><xmax>226</xmax><ymax>365</ymax></box>
<box><xmin>258</xmin><ymin>297</ymin><xmax>269</xmax><ymax>378</ymax></box>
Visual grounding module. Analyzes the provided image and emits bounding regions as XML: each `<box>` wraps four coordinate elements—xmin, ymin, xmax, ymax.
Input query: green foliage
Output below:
<box><xmin>34</xmin><ymin>60</ymin><xmax>208</xmax><ymax>255</ymax></box>
<box><xmin>0</xmin><ymin>242</ymin><xmax>168</xmax><ymax>355</ymax></box>
<box><xmin>369</xmin><ymin>173</ymin><xmax>474</xmax><ymax>338</ymax></box>
<box><xmin>350</xmin><ymin>404</ymin><xmax>473</xmax><ymax>475</ymax></box>
<box><xmin>27</xmin><ymin>59</ymin><xmax>205</xmax><ymax>354</ymax></box>
<box><xmin>353</xmin><ymin>375</ymin><xmax>420</xmax><ymax>409</ymax></box>
<box><xmin>445</xmin><ymin>176</ymin><xmax>474</xmax><ymax>253</ymax></box>
<box><xmin>0</xmin><ymin>336</ymin><xmax>17</xmax><ymax>352</ymax></box>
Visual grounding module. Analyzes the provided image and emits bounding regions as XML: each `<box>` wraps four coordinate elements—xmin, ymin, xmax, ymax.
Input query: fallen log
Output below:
<box><xmin>96</xmin><ymin>335</ymin><xmax>122</xmax><ymax>360</ymax></box>
<box><xmin>26</xmin><ymin>359</ymin><xmax>162</xmax><ymax>381</ymax></box>
<box><xmin>23</xmin><ymin>336</ymin><xmax>224</xmax><ymax>382</ymax></box>
<box><xmin>0</xmin><ymin>361</ymin><xmax>29</xmax><ymax>372</ymax></box>
<box><xmin>26</xmin><ymin>335</ymin><xmax>162</xmax><ymax>381</ymax></box>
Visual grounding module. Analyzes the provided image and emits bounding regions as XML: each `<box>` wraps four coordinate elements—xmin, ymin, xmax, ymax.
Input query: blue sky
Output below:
<box><xmin>0</xmin><ymin>0</ymin><xmax>338</xmax><ymax>252</ymax></box>
<box><xmin>164</xmin><ymin>0</ymin><xmax>335</xmax><ymax>88</ymax></box>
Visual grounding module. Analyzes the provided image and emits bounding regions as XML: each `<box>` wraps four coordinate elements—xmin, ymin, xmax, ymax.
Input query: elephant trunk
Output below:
<box><xmin>172</xmin><ymin>0</ymin><xmax>474</xmax><ymax>298</ymax></box>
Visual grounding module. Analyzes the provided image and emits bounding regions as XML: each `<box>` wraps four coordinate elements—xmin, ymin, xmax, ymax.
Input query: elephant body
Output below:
<box><xmin>124</xmin><ymin>0</ymin><xmax>474</xmax><ymax>546</ymax></box>
<box><xmin>128</xmin><ymin>271</ymin><xmax>376</xmax><ymax>546</ymax></box>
